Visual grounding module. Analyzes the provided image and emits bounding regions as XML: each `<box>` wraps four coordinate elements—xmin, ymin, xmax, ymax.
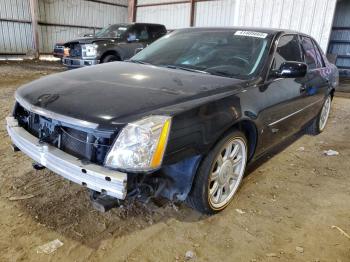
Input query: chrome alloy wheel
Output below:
<box><xmin>208</xmin><ymin>138</ymin><xmax>247</xmax><ymax>209</ymax></box>
<box><xmin>319</xmin><ymin>96</ymin><xmax>331</xmax><ymax>131</ymax></box>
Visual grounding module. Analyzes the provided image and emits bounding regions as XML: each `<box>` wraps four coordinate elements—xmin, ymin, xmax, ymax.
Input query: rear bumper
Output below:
<box><xmin>62</xmin><ymin>57</ymin><xmax>99</xmax><ymax>68</ymax></box>
<box><xmin>6</xmin><ymin>116</ymin><xmax>127</xmax><ymax>199</ymax></box>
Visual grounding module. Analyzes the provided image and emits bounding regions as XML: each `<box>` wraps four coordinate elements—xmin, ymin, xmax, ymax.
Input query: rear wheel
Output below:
<box><xmin>102</xmin><ymin>54</ymin><xmax>120</xmax><ymax>63</ymax></box>
<box><xmin>186</xmin><ymin>130</ymin><xmax>248</xmax><ymax>214</ymax></box>
<box><xmin>306</xmin><ymin>95</ymin><xmax>332</xmax><ymax>135</ymax></box>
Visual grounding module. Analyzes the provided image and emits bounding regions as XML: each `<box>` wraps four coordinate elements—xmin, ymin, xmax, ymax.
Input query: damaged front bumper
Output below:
<box><xmin>6</xmin><ymin>116</ymin><xmax>127</xmax><ymax>199</ymax></box>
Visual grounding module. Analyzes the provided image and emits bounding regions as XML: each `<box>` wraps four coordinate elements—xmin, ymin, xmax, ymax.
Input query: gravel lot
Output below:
<box><xmin>0</xmin><ymin>61</ymin><xmax>349</xmax><ymax>262</ymax></box>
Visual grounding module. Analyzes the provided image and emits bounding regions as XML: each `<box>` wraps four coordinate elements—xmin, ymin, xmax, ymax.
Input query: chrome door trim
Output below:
<box><xmin>268</xmin><ymin>98</ymin><xmax>323</xmax><ymax>127</ymax></box>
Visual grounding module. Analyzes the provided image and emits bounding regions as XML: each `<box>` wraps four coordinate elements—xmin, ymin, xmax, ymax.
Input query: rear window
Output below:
<box><xmin>300</xmin><ymin>36</ymin><xmax>318</xmax><ymax>70</ymax></box>
<box><xmin>312</xmin><ymin>40</ymin><xmax>325</xmax><ymax>68</ymax></box>
<box><xmin>149</xmin><ymin>25</ymin><xmax>167</xmax><ymax>39</ymax></box>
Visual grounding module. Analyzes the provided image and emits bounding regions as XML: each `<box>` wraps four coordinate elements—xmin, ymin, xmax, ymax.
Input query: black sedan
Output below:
<box><xmin>7</xmin><ymin>28</ymin><xmax>338</xmax><ymax>214</ymax></box>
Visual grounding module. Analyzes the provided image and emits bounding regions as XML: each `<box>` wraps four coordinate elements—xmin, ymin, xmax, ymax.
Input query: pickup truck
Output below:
<box><xmin>62</xmin><ymin>23</ymin><xmax>167</xmax><ymax>68</ymax></box>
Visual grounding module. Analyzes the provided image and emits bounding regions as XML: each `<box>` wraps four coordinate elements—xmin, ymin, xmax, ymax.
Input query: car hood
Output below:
<box><xmin>16</xmin><ymin>62</ymin><xmax>245</xmax><ymax>130</ymax></box>
<box><xmin>64</xmin><ymin>37</ymin><xmax>122</xmax><ymax>45</ymax></box>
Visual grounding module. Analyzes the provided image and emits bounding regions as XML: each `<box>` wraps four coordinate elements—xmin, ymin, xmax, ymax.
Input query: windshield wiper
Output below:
<box><xmin>204</xmin><ymin>70</ymin><xmax>240</xmax><ymax>78</ymax></box>
<box><xmin>163</xmin><ymin>65</ymin><xmax>209</xmax><ymax>74</ymax></box>
<box><xmin>125</xmin><ymin>60</ymin><xmax>152</xmax><ymax>65</ymax></box>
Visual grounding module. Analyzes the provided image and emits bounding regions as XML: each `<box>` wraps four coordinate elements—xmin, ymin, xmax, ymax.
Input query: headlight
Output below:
<box><xmin>82</xmin><ymin>44</ymin><xmax>97</xmax><ymax>58</ymax></box>
<box><xmin>105</xmin><ymin>115</ymin><xmax>171</xmax><ymax>172</ymax></box>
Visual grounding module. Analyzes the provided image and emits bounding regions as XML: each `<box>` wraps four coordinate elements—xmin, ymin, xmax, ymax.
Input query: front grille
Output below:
<box><xmin>63</xmin><ymin>59</ymin><xmax>81</xmax><ymax>66</ymax></box>
<box><xmin>61</xmin><ymin>127</ymin><xmax>89</xmax><ymax>160</ymax></box>
<box><xmin>14</xmin><ymin>103</ymin><xmax>116</xmax><ymax>165</ymax></box>
<box><xmin>68</xmin><ymin>43</ymin><xmax>82</xmax><ymax>57</ymax></box>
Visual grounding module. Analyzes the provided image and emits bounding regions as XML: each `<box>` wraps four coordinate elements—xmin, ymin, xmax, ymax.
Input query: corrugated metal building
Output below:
<box><xmin>37</xmin><ymin>0</ymin><xmax>128</xmax><ymax>53</ymax></box>
<box><xmin>0</xmin><ymin>0</ymin><xmax>128</xmax><ymax>55</ymax></box>
<box><xmin>0</xmin><ymin>0</ymin><xmax>33</xmax><ymax>55</ymax></box>
<box><xmin>1</xmin><ymin>0</ymin><xmax>350</xmax><ymax>67</ymax></box>
<box><xmin>136</xmin><ymin>0</ymin><xmax>337</xmax><ymax>52</ymax></box>
<box><xmin>328</xmin><ymin>0</ymin><xmax>350</xmax><ymax>71</ymax></box>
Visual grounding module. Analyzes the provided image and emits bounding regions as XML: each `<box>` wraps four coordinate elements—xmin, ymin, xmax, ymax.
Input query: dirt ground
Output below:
<box><xmin>0</xmin><ymin>61</ymin><xmax>349</xmax><ymax>262</ymax></box>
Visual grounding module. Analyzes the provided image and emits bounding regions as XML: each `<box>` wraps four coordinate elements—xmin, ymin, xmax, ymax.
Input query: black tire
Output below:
<box><xmin>186</xmin><ymin>129</ymin><xmax>248</xmax><ymax>214</ymax></box>
<box><xmin>305</xmin><ymin>95</ymin><xmax>332</xmax><ymax>135</ymax></box>
<box><xmin>102</xmin><ymin>54</ymin><xmax>120</xmax><ymax>63</ymax></box>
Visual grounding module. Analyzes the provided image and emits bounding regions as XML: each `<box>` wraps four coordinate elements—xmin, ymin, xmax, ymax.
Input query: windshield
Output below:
<box><xmin>95</xmin><ymin>24</ymin><xmax>129</xmax><ymax>38</ymax></box>
<box><xmin>132</xmin><ymin>30</ymin><xmax>271</xmax><ymax>79</ymax></box>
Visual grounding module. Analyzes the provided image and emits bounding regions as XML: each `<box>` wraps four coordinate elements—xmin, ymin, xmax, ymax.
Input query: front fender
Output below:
<box><xmin>163</xmin><ymin>92</ymin><xmax>243</xmax><ymax>165</ymax></box>
<box><xmin>160</xmin><ymin>155</ymin><xmax>202</xmax><ymax>201</ymax></box>
<box><xmin>97</xmin><ymin>44</ymin><xmax>127</xmax><ymax>60</ymax></box>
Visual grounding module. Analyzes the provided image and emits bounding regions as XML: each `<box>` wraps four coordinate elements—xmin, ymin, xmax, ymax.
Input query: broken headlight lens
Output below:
<box><xmin>104</xmin><ymin>115</ymin><xmax>171</xmax><ymax>172</ymax></box>
<box><xmin>82</xmin><ymin>44</ymin><xmax>98</xmax><ymax>58</ymax></box>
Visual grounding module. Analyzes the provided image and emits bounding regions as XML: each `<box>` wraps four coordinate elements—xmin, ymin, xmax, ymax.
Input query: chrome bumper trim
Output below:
<box><xmin>6</xmin><ymin>117</ymin><xmax>127</xmax><ymax>199</ymax></box>
<box><xmin>62</xmin><ymin>58</ymin><xmax>99</xmax><ymax>67</ymax></box>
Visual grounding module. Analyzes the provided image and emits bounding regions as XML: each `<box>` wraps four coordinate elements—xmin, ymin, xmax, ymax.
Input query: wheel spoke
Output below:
<box><xmin>215</xmin><ymin>186</ymin><xmax>223</xmax><ymax>203</ymax></box>
<box><xmin>228</xmin><ymin>170</ymin><xmax>239</xmax><ymax>182</ymax></box>
<box><xmin>210</xmin><ymin>181</ymin><xmax>219</xmax><ymax>196</ymax></box>
<box><xmin>223</xmin><ymin>143</ymin><xmax>232</xmax><ymax>161</ymax></box>
<box><xmin>229</xmin><ymin>144</ymin><xmax>239</xmax><ymax>160</ymax></box>
<box><xmin>232</xmin><ymin>155</ymin><xmax>242</xmax><ymax>167</ymax></box>
<box><xmin>223</xmin><ymin>182</ymin><xmax>231</xmax><ymax>196</ymax></box>
<box><xmin>210</xmin><ymin>169</ymin><xmax>220</xmax><ymax>181</ymax></box>
<box><xmin>217</xmin><ymin>155</ymin><xmax>224</xmax><ymax>166</ymax></box>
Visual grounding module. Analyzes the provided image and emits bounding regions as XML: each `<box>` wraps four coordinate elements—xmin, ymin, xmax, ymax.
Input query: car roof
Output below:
<box><xmin>173</xmin><ymin>27</ymin><xmax>301</xmax><ymax>36</ymax></box>
<box><xmin>110</xmin><ymin>22</ymin><xmax>165</xmax><ymax>27</ymax></box>
<box><xmin>130</xmin><ymin>22</ymin><xmax>165</xmax><ymax>26</ymax></box>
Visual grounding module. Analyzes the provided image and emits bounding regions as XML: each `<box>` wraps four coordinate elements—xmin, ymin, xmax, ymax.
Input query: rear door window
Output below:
<box><xmin>300</xmin><ymin>36</ymin><xmax>318</xmax><ymax>70</ymax></box>
<box><xmin>148</xmin><ymin>25</ymin><xmax>167</xmax><ymax>40</ymax></box>
<box><xmin>128</xmin><ymin>25</ymin><xmax>150</xmax><ymax>41</ymax></box>
<box><xmin>272</xmin><ymin>34</ymin><xmax>303</xmax><ymax>70</ymax></box>
<box><xmin>312</xmin><ymin>40</ymin><xmax>325</xmax><ymax>68</ymax></box>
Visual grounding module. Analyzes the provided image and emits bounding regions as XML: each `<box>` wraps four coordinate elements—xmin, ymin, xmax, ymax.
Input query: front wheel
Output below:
<box><xmin>186</xmin><ymin>130</ymin><xmax>248</xmax><ymax>214</ymax></box>
<box><xmin>102</xmin><ymin>54</ymin><xmax>120</xmax><ymax>63</ymax></box>
<box><xmin>306</xmin><ymin>95</ymin><xmax>332</xmax><ymax>135</ymax></box>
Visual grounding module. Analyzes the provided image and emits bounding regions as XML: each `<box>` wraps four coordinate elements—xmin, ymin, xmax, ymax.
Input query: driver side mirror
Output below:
<box><xmin>270</xmin><ymin>62</ymin><xmax>307</xmax><ymax>78</ymax></box>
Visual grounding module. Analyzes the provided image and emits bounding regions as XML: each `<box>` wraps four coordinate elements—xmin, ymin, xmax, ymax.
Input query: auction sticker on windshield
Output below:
<box><xmin>234</xmin><ymin>31</ymin><xmax>268</xmax><ymax>38</ymax></box>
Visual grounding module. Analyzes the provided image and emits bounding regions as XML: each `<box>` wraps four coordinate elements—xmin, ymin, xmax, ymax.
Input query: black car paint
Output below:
<box><xmin>14</xmin><ymin>28</ymin><xmax>338</xmax><ymax>201</ymax></box>
<box><xmin>63</xmin><ymin>23</ymin><xmax>166</xmax><ymax>66</ymax></box>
